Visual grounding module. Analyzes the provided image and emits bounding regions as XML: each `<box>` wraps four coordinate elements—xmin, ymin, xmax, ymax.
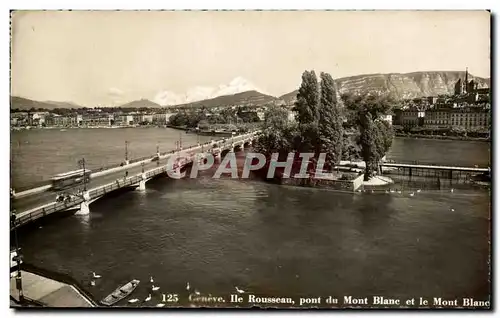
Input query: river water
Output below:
<box><xmin>11</xmin><ymin>128</ymin><xmax>491</xmax><ymax>308</ymax></box>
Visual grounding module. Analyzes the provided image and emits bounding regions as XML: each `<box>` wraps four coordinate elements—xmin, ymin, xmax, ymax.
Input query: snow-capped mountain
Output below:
<box><xmin>154</xmin><ymin>77</ymin><xmax>269</xmax><ymax>106</ymax></box>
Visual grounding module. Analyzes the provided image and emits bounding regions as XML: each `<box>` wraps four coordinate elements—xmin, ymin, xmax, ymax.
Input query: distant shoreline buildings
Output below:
<box><xmin>392</xmin><ymin>68</ymin><xmax>491</xmax><ymax>132</ymax></box>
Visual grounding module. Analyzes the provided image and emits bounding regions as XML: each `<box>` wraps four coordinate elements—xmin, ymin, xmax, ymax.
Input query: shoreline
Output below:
<box><xmin>395</xmin><ymin>133</ymin><xmax>490</xmax><ymax>142</ymax></box>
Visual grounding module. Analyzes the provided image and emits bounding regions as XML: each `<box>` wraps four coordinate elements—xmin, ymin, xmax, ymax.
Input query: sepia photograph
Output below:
<box><xmin>8</xmin><ymin>9</ymin><xmax>491</xmax><ymax>309</ymax></box>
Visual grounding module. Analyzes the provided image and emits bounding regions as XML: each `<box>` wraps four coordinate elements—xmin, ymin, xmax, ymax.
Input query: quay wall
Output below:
<box><xmin>278</xmin><ymin>174</ymin><xmax>365</xmax><ymax>192</ymax></box>
<box><xmin>17</xmin><ymin>263</ymin><xmax>98</xmax><ymax>306</ymax></box>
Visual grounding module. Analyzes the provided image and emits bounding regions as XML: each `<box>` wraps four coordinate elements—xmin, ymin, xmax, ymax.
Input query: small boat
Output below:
<box><xmin>101</xmin><ymin>279</ymin><xmax>140</xmax><ymax>306</ymax></box>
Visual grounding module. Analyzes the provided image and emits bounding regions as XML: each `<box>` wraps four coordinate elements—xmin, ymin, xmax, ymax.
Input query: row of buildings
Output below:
<box><xmin>392</xmin><ymin>69</ymin><xmax>491</xmax><ymax>131</ymax></box>
<box><xmin>10</xmin><ymin>112</ymin><xmax>176</xmax><ymax>128</ymax></box>
<box><xmin>393</xmin><ymin>105</ymin><xmax>490</xmax><ymax>130</ymax></box>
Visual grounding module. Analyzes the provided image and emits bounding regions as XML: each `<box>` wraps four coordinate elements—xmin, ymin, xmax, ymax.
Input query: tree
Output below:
<box><xmin>342</xmin><ymin>93</ymin><xmax>392</xmax><ymax>125</ymax></box>
<box><xmin>342</xmin><ymin>93</ymin><xmax>394</xmax><ymax>180</ymax></box>
<box><xmin>293</xmin><ymin>70</ymin><xmax>320</xmax><ymax>127</ymax></box>
<box><xmin>359</xmin><ymin>112</ymin><xmax>376</xmax><ymax>180</ymax></box>
<box><xmin>342</xmin><ymin>132</ymin><xmax>361</xmax><ymax>161</ymax></box>
<box><xmin>292</xmin><ymin>70</ymin><xmax>321</xmax><ymax>153</ymax></box>
<box><xmin>319</xmin><ymin>72</ymin><xmax>343</xmax><ymax>170</ymax></box>
<box><xmin>255</xmin><ymin>105</ymin><xmax>298</xmax><ymax>158</ymax></box>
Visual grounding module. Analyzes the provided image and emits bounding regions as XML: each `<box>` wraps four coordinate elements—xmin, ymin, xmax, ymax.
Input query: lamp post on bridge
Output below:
<box><xmin>10</xmin><ymin>211</ymin><xmax>24</xmax><ymax>304</ymax></box>
<box><xmin>125</xmin><ymin>141</ymin><xmax>129</xmax><ymax>164</ymax></box>
<box><xmin>78</xmin><ymin>158</ymin><xmax>87</xmax><ymax>192</ymax></box>
<box><xmin>141</xmin><ymin>162</ymin><xmax>145</xmax><ymax>173</ymax></box>
<box><xmin>156</xmin><ymin>143</ymin><xmax>160</xmax><ymax>166</ymax></box>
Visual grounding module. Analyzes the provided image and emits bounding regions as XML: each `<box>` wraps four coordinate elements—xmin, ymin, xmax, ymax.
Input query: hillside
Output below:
<box><xmin>174</xmin><ymin>90</ymin><xmax>278</xmax><ymax>108</ymax></box>
<box><xmin>44</xmin><ymin>101</ymin><xmax>82</xmax><ymax>109</ymax></box>
<box><xmin>279</xmin><ymin>71</ymin><xmax>490</xmax><ymax>104</ymax></box>
<box><xmin>117</xmin><ymin>99</ymin><xmax>161</xmax><ymax>108</ymax></box>
<box><xmin>10</xmin><ymin>96</ymin><xmax>81</xmax><ymax>110</ymax></box>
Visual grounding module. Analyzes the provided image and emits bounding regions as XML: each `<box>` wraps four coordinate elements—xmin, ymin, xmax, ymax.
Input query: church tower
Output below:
<box><xmin>463</xmin><ymin>67</ymin><xmax>469</xmax><ymax>94</ymax></box>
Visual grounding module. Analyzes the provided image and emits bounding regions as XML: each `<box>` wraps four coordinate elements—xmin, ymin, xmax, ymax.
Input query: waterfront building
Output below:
<box><xmin>399</xmin><ymin>108</ymin><xmax>425</xmax><ymax>128</ymax></box>
<box><xmin>30</xmin><ymin>112</ymin><xmax>49</xmax><ymax>127</ymax></box>
<box><xmin>81</xmin><ymin>114</ymin><xmax>113</xmax><ymax>127</ymax></box>
<box><xmin>449</xmin><ymin>107</ymin><xmax>490</xmax><ymax>130</ymax></box>
<box><xmin>10</xmin><ymin>112</ymin><xmax>29</xmax><ymax>127</ymax></box>
<box><xmin>114</xmin><ymin>114</ymin><xmax>134</xmax><ymax>126</ymax></box>
<box><xmin>152</xmin><ymin>113</ymin><xmax>175</xmax><ymax>125</ymax></box>
<box><xmin>424</xmin><ymin>108</ymin><xmax>451</xmax><ymax>129</ymax></box>
<box><xmin>52</xmin><ymin>114</ymin><xmax>76</xmax><ymax>127</ymax></box>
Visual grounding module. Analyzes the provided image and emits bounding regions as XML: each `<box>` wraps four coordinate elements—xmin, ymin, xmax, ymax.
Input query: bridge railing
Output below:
<box><xmin>13</xmin><ymin>131</ymin><xmax>262</xmax><ymax>225</ymax></box>
<box><xmin>14</xmin><ymin>165</ymin><xmax>178</xmax><ymax>228</ymax></box>
<box><xmin>15</xmin><ymin>196</ymin><xmax>85</xmax><ymax>227</ymax></box>
<box><xmin>380</xmin><ymin>161</ymin><xmax>490</xmax><ymax>170</ymax></box>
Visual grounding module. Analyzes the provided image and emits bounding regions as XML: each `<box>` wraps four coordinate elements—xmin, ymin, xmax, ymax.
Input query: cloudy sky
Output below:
<box><xmin>11</xmin><ymin>10</ymin><xmax>490</xmax><ymax>106</ymax></box>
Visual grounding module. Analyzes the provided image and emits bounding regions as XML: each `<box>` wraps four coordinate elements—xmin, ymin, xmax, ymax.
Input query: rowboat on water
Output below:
<box><xmin>100</xmin><ymin>279</ymin><xmax>140</xmax><ymax>306</ymax></box>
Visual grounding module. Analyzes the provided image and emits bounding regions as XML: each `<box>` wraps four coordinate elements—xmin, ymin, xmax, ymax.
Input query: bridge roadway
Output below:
<box><xmin>11</xmin><ymin>132</ymin><xmax>259</xmax><ymax>225</ymax></box>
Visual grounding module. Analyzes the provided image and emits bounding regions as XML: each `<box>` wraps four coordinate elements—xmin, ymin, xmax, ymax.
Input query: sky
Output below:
<box><xmin>10</xmin><ymin>10</ymin><xmax>491</xmax><ymax>106</ymax></box>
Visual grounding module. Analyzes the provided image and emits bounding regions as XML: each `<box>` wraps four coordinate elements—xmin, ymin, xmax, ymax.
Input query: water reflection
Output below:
<box><xmin>75</xmin><ymin>213</ymin><xmax>90</xmax><ymax>233</ymax></box>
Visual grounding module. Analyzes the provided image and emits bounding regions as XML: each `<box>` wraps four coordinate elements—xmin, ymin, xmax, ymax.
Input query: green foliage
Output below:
<box><xmin>255</xmin><ymin>105</ymin><xmax>298</xmax><ymax>157</ymax></box>
<box><xmin>168</xmin><ymin>107</ymin><xmax>260</xmax><ymax>128</ymax></box>
<box><xmin>341</xmin><ymin>93</ymin><xmax>394</xmax><ymax>180</ymax></box>
<box><xmin>319</xmin><ymin>72</ymin><xmax>344</xmax><ymax>169</ymax></box>
<box><xmin>359</xmin><ymin>113</ymin><xmax>377</xmax><ymax>180</ymax></box>
<box><xmin>342</xmin><ymin>132</ymin><xmax>361</xmax><ymax>161</ymax></box>
<box><xmin>293</xmin><ymin>70</ymin><xmax>320</xmax><ymax>126</ymax></box>
<box><xmin>255</xmin><ymin>72</ymin><xmax>393</xmax><ymax>181</ymax></box>
<box><xmin>342</xmin><ymin>93</ymin><xmax>393</xmax><ymax>126</ymax></box>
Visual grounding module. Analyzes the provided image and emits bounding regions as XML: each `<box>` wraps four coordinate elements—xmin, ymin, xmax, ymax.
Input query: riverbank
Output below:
<box><xmin>166</xmin><ymin>125</ymin><xmax>235</xmax><ymax>137</ymax></box>
<box><xmin>395</xmin><ymin>133</ymin><xmax>490</xmax><ymax>142</ymax></box>
<box><xmin>11</xmin><ymin>125</ymin><xmax>162</xmax><ymax>131</ymax></box>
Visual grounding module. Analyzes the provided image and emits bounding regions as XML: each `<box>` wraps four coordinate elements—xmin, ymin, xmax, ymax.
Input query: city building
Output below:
<box><xmin>152</xmin><ymin>113</ymin><xmax>175</xmax><ymax>125</ymax></box>
<box><xmin>449</xmin><ymin>107</ymin><xmax>490</xmax><ymax>130</ymax></box>
<box><xmin>398</xmin><ymin>108</ymin><xmax>425</xmax><ymax>128</ymax></box>
<box><xmin>424</xmin><ymin>108</ymin><xmax>451</xmax><ymax>129</ymax></box>
<box><xmin>81</xmin><ymin>114</ymin><xmax>113</xmax><ymax>127</ymax></box>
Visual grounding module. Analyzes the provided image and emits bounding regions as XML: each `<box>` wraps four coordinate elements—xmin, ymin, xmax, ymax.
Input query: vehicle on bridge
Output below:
<box><xmin>51</xmin><ymin>169</ymin><xmax>92</xmax><ymax>191</ymax></box>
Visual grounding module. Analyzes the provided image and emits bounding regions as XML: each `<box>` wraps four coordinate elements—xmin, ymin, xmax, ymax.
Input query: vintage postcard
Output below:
<box><xmin>9</xmin><ymin>10</ymin><xmax>491</xmax><ymax>309</ymax></box>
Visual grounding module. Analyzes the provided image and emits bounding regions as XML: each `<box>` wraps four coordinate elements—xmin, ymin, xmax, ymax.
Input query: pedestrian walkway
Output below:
<box><xmin>362</xmin><ymin>175</ymin><xmax>394</xmax><ymax>186</ymax></box>
<box><xmin>10</xmin><ymin>270</ymin><xmax>95</xmax><ymax>307</ymax></box>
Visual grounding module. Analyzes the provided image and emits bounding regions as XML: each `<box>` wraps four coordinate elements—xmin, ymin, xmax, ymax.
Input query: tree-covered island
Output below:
<box><xmin>253</xmin><ymin>70</ymin><xmax>394</xmax><ymax>183</ymax></box>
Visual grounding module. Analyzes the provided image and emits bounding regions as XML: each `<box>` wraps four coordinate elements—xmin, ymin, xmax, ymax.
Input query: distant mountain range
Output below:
<box><xmin>10</xmin><ymin>96</ymin><xmax>161</xmax><ymax>111</ymax></box>
<box><xmin>10</xmin><ymin>97</ymin><xmax>74</xmax><ymax>111</ymax></box>
<box><xmin>117</xmin><ymin>99</ymin><xmax>161</xmax><ymax>108</ymax></box>
<box><xmin>173</xmin><ymin>90</ymin><xmax>278</xmax><ymax>108</ymax></box>
<box><xmin>153</xmin><ymin>77</ymin><xmax>268</xmax><ymax>106</ymax></box>
<box><xmin>11</xmin><ymin>71</ymin><xmax>490</xmax><ymax>111</ymax></box>
<box><xmin>280</xmin><ymin>71</ymin><xmax>490</xmax><ymax>104</ymax></box>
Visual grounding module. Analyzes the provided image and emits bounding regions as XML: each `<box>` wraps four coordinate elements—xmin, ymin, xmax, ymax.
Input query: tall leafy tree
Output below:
<box><xmin>293</xmin><ymin>70</ymin><xmax>320</xmax><ymax>126</ymax></box>
<box><xmin>319</xmin><ymin>72</ymin><xmax>343</xmax><ymax>170</ymax></box>
<box><xmin>293</xmin><ymin>70</ymin><xmax>321</xmax><ymax>153</ymax></box>
<box><xmin>342</xmin><ymin>93</ymin><xmax>394</xmax><ymax>180</ymax></box>
<box><xmin>359</xmin><ymin>112</ymin><xmax>377</xmax><ymax>180</ymax></box>
<box><xmin>255</xmin><ymin>105</ymin><xmax>298</xmax><ymax>158</ymax></box>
